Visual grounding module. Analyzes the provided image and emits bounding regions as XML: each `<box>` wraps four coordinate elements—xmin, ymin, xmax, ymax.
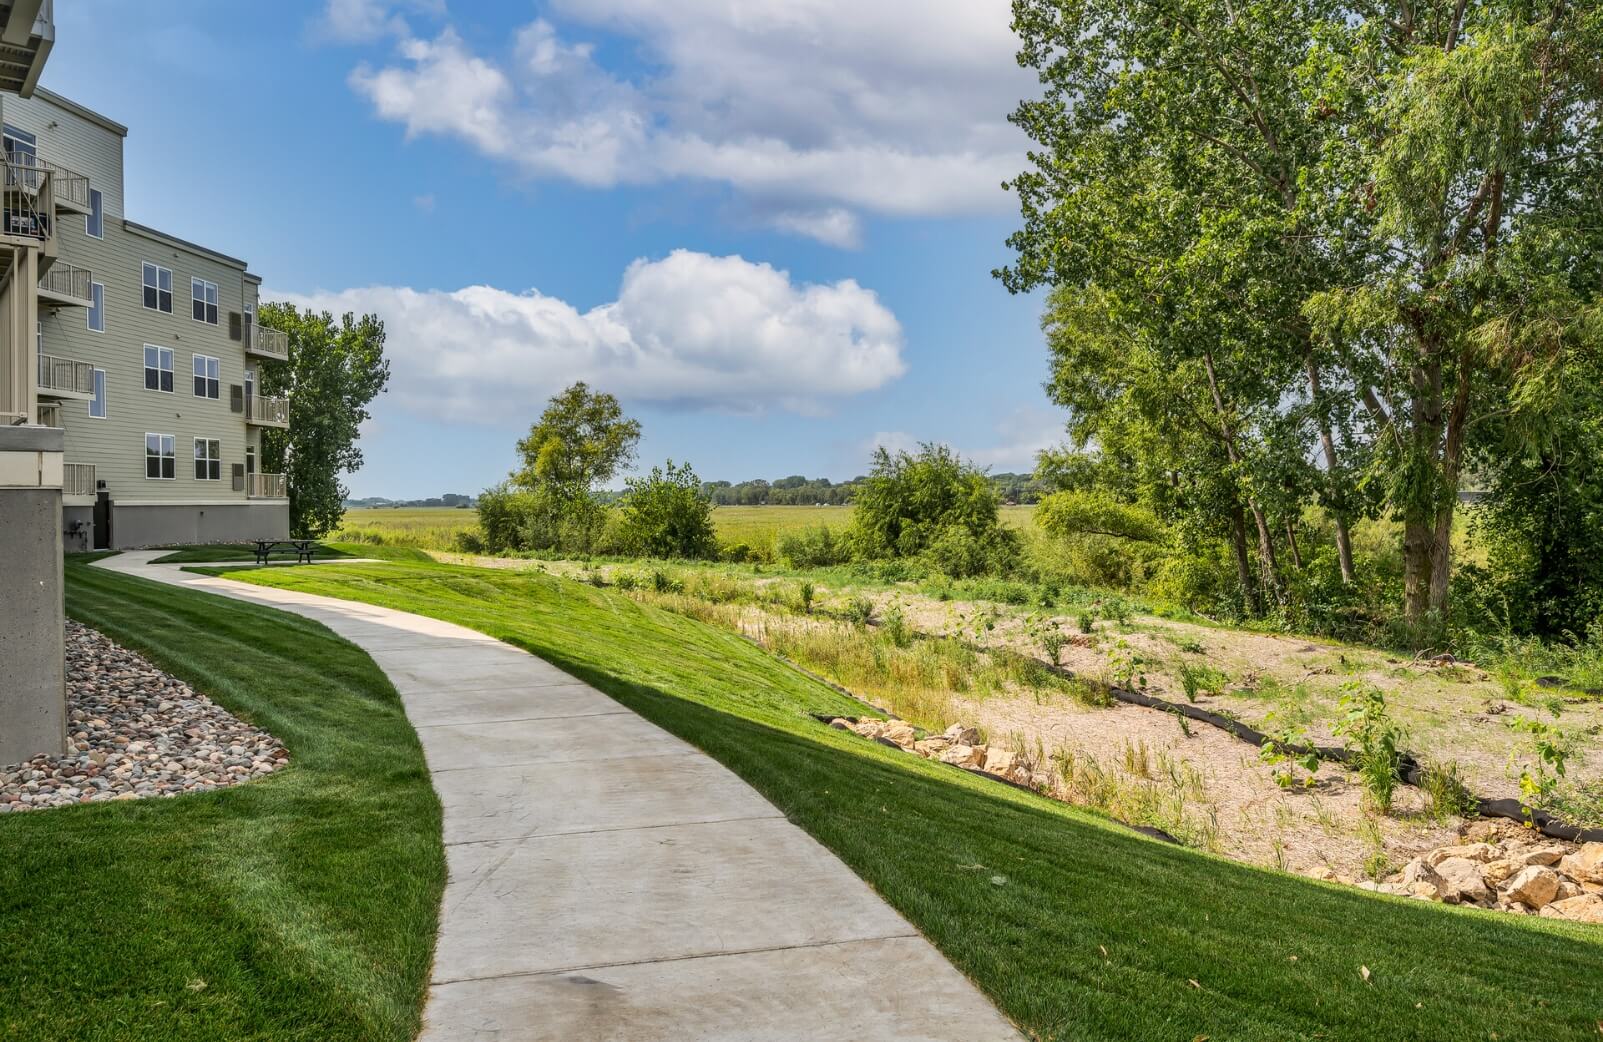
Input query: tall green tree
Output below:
<box><xmin>500</xmin><ymin>383</ymin><xmax>642</xmax><ymax>554</ymax></box>
<box><xmin>614</xmin><ymin>460</ymin><xmax>718</xmax><ymax>559</ymax></box>
<box><xmin>258</xmin><ymin>304</ymin><xmax>389</xmax><ymax>538</ymax></box>
<box><xmin>515</xmin><ymin>382</ymin><xmax>641</xmax><ymax>502</ymax></box>
<box><xmin>1004</xmin><ymin>0</ymin><xmax>1603</xmax><ymax>630</ymax></box>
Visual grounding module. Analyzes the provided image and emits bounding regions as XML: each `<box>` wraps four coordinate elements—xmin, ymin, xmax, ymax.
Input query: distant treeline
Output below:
<box><xmin>346</xmin><ymin>494</ymin><xmax>476</xmax><ymax>509</ymax></box>
<box><xmin>701</xmin><ymin>472</ymin><xmax>1048</xmax><ymax>506</ymax></box>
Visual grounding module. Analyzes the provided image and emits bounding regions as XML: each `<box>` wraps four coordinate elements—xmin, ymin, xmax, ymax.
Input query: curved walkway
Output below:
<box><xmin>95</xmin><ymin>553</ymin><xmax>1022</xmax><ymax>1042</ymax></box>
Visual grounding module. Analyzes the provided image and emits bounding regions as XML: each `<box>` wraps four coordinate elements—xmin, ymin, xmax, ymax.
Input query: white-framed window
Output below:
<box><xmin>142</xmin><ymin>262</ymin><xmax>173</xmax><ymax>313</ymax></box>
<box><xmin>191</xmin><ymin>277</ymin><xmax>218</xmax><ymax>324</ymax></box>
<box><xmin>144</xmin><ymin>433</ymin><xmax>175</xmax><ymax>479</ymax></box>
<box><xmin>87</xmin><ymin>281</ymin><xmax>105</xmax><ymax>332</ymax></box>
<box><xmin>88</xmin><ymin>368</ymin><xmax>106</xmax><ymax>419</ymax></box>
<box><xmin>243</xmin><ymin>301</ymin><xmax>254</xmax><ymax>345</ymax></box>
<box><xmin>246</xmin><ymin>445</ymin><xmax>256</xmax><ymax>476</ymax></box>
<box><xmin>143</xmin><ymin>344</ymin><xmax>174</xmax><ymax>392</ymax></box>
<box><xmin>3</xmin><ymin>124</ymin><xmax>36</xmax><ymax>162</ymax></box>
<box><xmin>191</xmin><ymin>354</ymin><xmax>219</xmax><ymax>399</ymax></box>
<box><xmin>193</xmin><ymin>438</ymin><xmax>221</xmax><ymax>480</ymax></box>
<box><xmin>86</xmin><ymin>188</ymin><xmax>103</xmax><ymax>239</ymax></box>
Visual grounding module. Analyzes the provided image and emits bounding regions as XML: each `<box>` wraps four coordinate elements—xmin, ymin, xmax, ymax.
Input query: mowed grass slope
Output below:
<box><xmin>0</xmin><ymin>561</ymin><xmax>443</xmax><ymax>1042</ymax></box>
<box><xmin>221</xmin><ymin>558</ymin><xmax>1603</xmax><ymax>1042</ymax></box>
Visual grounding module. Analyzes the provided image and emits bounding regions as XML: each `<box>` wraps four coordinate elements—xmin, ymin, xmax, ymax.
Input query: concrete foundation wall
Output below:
<box><xmin>109</xmin><ymin>501</ymin><xmax>289</xmax><ymax>548</ymax></box>
<box><xmin>0</xmin><ymin>481</ymin><xmax>66</xmax><ymax>764</ymax></box>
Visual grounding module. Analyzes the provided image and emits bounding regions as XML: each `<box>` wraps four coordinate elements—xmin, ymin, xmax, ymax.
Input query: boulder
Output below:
<box><xmin>1435</xmin><ymin>857</ymin><xmax>1494</xmax><ymax>905</ymax></box>
<box><xmin>1502</xmin><ymin>866</ymin><xmax>1560</xmax><ymax>910</ymax></box>
<box><xmin>1557</xmin><ymin>843</ymin><xmax>1603</xmax><ymax>884</ymax></box>
<box><xmin>1481</xmin><ymin>859</ymin><xmax>1519</xmax><ymax>887</ymax></box>
<box><xmin>882</xmin><ymin>722</ymin><xmax>918</xmax><ymax>748</ymax></box>
<box><xmin>939</xmin><ymin>744</ymin><xmax>985</xmax><ymax>768</ymax></box>
<box><xmin>912</xmin><ymin>738</ymin><xmax>951</xmax><ymax>758</ymax></box>
<box><xmin>1462</xmin><ymin>821</ymin><xmax>1503</xmax><ymax>844</ymax></box>
<box><xmin>983</xmin><ymin>748</ymin><xmax>1018</xmax><ymax>776</ymax></box>
<box><xmin>1427</xmin><ymin>843</ymin><xmax>1498</xmax><ymax>866</ymax></box>
<box><xmin>1396</xmin><ymin>858</ymin><xmax>1446</xmax><ymax>901</ymax></box>
<box><xmin>1303</xmin><ymin>865</ymin><xmax>1340</xmax><ymax>882</ymax></box>
<box><xmin>1538</xmin><ymin>894</ymin><xmax>1603</xmax><ymax>924</ymax></box>
<box><xmin>828</xmin><ymin>718</ymin><xmax>853</xmax><ymax>731</ymax></box>
<box><xmin>1556</xmin><ymin>880</ymin><xmax>1583</xmax><ymax>901</ymax></box>
<box><xmin>1517</xmin><ymin>846</ymin><xmax>1566</xmax><ymax>868</ymax></box>
<box><xmin>852</xmin><ymin>720</ymin><xmax>887</xmax><ymax>740</ymax></box>
<box><xmin>943</xmin><ymin>724</ymin><xmax>981</xmax><ymax>746</ymax></box>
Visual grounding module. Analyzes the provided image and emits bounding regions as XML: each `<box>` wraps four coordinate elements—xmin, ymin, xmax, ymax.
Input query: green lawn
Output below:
<box><xmin>219</xmin><ymin>558</ymin><xmax>1603</xmax><ymax>1042</ymax></box>
<box><xmin>0</xmin><ymin>560</ymin><xmax>443</xmax><ymax>1041</ymax></box>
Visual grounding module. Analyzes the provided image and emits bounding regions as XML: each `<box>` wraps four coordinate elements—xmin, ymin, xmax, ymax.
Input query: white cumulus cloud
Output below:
<box><xmin>271</xmin><ymin>250</ymin><xmax>906</xmax><ymax>425</ymax></box>
<box><xmin>340</xmin><ymin>2</ymin><xmax>1030</xmax><ymax>244</ymax></box>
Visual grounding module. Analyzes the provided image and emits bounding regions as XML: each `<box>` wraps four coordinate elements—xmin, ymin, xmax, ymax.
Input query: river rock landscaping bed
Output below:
<box><xmin>0</xmin><ymin>621</ymin><xmax>287</xmax><ymax>813</ymax></box>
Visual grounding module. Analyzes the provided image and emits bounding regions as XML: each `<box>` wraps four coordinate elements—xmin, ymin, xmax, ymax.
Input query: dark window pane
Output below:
<box><xmin>145</xmin><ymin>368</ymin><xmax>158</xmax><ymax>390</ymax></box>
<box><xmin>159</xmin><ymin>290</ymin><xmax>172</xmax><ymax>313</ymax></box>
<box><xmin>162</xmin><ymin>458</ymin><xmax>174</xmax><ymax>480</ymax></box>
<box><xmin>144</xmin><ymin>286</ymin><xmax>157</xmax><ymax>309</ymax></box>
<box><xmin>160</xmin><ymin>370</ymin><xmax>173</xmax><ymax>393</ymax></box>
<box><xmin>209</xmin><ymin>460</ymin><xmax>221</xmax><ymax>481</ymax></box>
<box><xmin>147</xmin><ymin>456</ymin><xmax>159</xmax><ymax>478</ymax></box>
<box><xmin>193</xmin><ymin>298</ymin><xmax>204</xmax><ymax>321</ymax></box>
<box><xmin>195</xmin><ymin>460</ymin><xmax>205</xmax><ymax>480</ymax></box>
<box><xmin>207</xmin><ymin>303</ymin><xmax>218</xmax><ymax>324</ymax></box>
<box><xmin>207</xmin><ymin>379</ymin><xmax>219</xmax><ymax>399</ymax></box>
<box><xmin>194</xmin><ymin>375</ymin><xmax>205</xmax><ymax>396</ymax></box>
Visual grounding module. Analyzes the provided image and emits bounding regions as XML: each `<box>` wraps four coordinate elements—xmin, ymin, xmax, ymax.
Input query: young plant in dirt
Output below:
<box><xmin>1029</xmin><ymin>615</ymin><xmax>1068</xmax><ymax>665</ymax></box>
<box><xmin>1077</xmin><ymin>612</ymin><xmax>1095</xmax><ymax>635</ymax></box>
<box><xmin>842</xmin><ymin>596</ymin><xmax>874</xmax><ymax>626</ymax></box>
<box><xmin>1259</xmin><ymin>716</ymin><xmax>1319</xmax><ymax>789</ymax></box>
<box><xmin>1103</xmin><ymin>638</ymin><xmax>1147</xmax><ymax>691</ymax></box>
<box><xmin>1176</xmin><ymin>662</ymin><xmax>1227</xmax><ymax>703</ymax></box>
<box><xmin>1507</xmin><ymin>711</ymin><xmax>1573</xmax><ymax>821</ymax></box>
<box><xmin>881</xmin><ymin>603</ymin><xmax>912</xmax><ymax>648</ymax></box>
<box><xmin>1418</xmin><ymin>759</ymin><xmax>1478</xmax><ymax>822</ymax></box>
<box><xmin>1333</xmin><ymin>684</ymin><xmax>1404</xmax><ymax>814</ymax></box>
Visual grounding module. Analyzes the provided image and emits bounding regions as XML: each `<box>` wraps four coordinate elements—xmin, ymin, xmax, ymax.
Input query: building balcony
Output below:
<box><xmin>38</xmin><ymin>260</ymin><xmax>91</xmax><ymax>306</ymax></box>
<box><xmin>44</xmin><ymin>157</ymin><xmax>88</xmax><ymax>214</ymax></box>
<box><xmin>245</xmin><ymin>324</ymin><xmax>288</xmax><ymax>361</ymax></box>
<box><xmin>247</xmin><ymin>472</ymin><xmax>286</xmax><ymax>499</ymax></box>
<box><xmin>37</xmin><ymin>351</ymin><xmax>93</xmax><ymax>399</ymax></box>
<box><xmin>36</xmin><ymin>401</ymin><xmax>60</xmax><ymax>427</ymax></box>
<box><xmin>63</xmin><ymin>460</ymin><xmax>95</xmax><ymax>499</ymax></box>
<box><xmin>246</xmin><ymin>395</ymin><xmax>290</xmax><ymax>428</ymax></box>
<box><xmin>1</xmin><ymin>153</ymin><xmax>46</xmax><ymax>243</ymax></box>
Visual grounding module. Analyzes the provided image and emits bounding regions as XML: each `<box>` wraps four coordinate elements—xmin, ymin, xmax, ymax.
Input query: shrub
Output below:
<box><xmin>843</xmin><ymin>597</ymin><xmax>875</xmax><ymax>626</ymax></box>
<box><xmin>612</xmin><ymin>460</ymin><xmax>717</xmax><ymax>560</ymax></box>
<box><xmin>1333</xmin><ymin>684</ymin><xmax>1404</xmax><ymax>813</ymax></box>
<box><xmin>452</xmin><ymin>528</ymin><xmax>487</xmax><ymax>554</ymax></box>
<box><xmin>777</xmin><ymin>525</ymin><xmax>851</xmax><ymax>568</ymax></box>
<box><xmin>650</xmin><ymin>569</ymin><xmax>683</xmax><ymax>594</ymax></box>
<box><xmin>850</xmin><ymin>443</ymin><xmax>1018</xmax><ymax>575</ymax></box>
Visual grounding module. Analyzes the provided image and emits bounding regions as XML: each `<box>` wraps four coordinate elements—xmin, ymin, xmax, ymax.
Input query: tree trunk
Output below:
<box><xmin>1229</xmin><ymin>499</ymin><xmax>1260</xmax><ymax>615</ymax></box>
<box><xmin>1285</xmin><ymin>519</ymin><xmax>1303</xmax><ymax>569</ymax></box>
<box><xmin>1304</xmin><ymin>352</ymin><xmax>1356</xmax><ymax>583</ymax></box>
<box><xmin>1201</xmin><ymin>349</ymin><xmax>1284</xmax><ymax>605</ymax></box>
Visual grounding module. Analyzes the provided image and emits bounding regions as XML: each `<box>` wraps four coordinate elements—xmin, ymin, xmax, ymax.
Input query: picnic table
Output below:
<box><xmin>253</xmin><ymin>539</ymin><xmax>317</xmax><ymax>565</ymax></box>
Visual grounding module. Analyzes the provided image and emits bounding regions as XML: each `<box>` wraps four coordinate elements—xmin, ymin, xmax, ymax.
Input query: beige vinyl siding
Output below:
<box><xmin>0</xmin><ymin>91</ymin><xmax>125</xmax><ymax>220</ymax></box>
<box><xmin>16</xmin><ymin>92</ymin><xmax>267</xmax><ymax>506</ymax></box>
<box><xmin>49</xmin><ymin>219</ymin><xmax>261</xmax><ymax>504</ymax></box>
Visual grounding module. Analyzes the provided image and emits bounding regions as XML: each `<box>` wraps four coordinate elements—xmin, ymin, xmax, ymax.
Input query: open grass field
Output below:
<box><xmin>334</xmin><ymin>503</ymin><xmax>1037</xmax><ymax>553</ymax></box>
<box><xmin>0</xmin><ymin>560</ymin><xmax>443</xmax><ymax>1041</ymax></box>
<box><xmin>220</xmin><ymin>556</ymin><xmax>1603</xmax><ymax>1041</ymax></box>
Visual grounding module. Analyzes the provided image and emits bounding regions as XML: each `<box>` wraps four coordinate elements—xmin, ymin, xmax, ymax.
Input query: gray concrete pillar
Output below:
<box><xmin>0</xmin><ymin>423</ymin><xmax>65</xmax><ymax>764</ymax></box>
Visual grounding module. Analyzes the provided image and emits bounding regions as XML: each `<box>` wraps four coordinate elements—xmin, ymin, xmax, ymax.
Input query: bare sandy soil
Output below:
<box><xmin>435</xmin><ymin>552</ymin><xmax>1598</xmax><ymax>878</ymax></box>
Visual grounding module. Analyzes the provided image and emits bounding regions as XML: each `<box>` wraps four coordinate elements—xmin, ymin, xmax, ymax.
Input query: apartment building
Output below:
<box><xmin>0</xmin><ymin>80</ymin><xmax>288</xmax><ymax>549</ymax></box>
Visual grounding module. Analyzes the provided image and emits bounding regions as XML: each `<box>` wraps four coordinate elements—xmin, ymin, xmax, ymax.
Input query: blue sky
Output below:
<box><xmin>44</xmin><ymin>1</ymin><xmax>1054</xmax><ymax>497</ymax></box>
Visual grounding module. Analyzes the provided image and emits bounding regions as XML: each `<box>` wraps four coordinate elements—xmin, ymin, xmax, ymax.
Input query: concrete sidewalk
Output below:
<box><xmin>94</xmin><ymin>553</ymin><xmax>1023</xmax><ymax>1042</ymax></box>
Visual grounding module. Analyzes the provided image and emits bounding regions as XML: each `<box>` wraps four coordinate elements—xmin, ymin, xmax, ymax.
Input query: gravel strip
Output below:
<box><xmin>0</xmin><ymin>621</ymin><xmax>288</xmax><ymax>813</ymax></box>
